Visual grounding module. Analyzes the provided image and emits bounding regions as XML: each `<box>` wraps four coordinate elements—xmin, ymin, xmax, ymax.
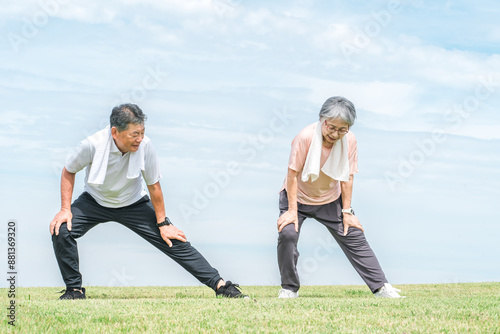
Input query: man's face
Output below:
<box><xmin>111</xmin><ymin>123</ymin><xmax>145</xmax><ymax>153</ymax></box>
<box><xmin>321</xmin><ymin>118</ymin><xmax>349</xmax><ymax>147</ymax></box>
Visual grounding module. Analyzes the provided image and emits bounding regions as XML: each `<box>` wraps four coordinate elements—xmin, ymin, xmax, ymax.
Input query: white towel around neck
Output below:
<box><xmin>87</xmin><ymin>125</ymin><xmax>147</xmax><ymax>185</ymax></box>
<box><xmin>301</xmin><ymin>122</ymin><xmax>350</xmax><ymax>183</ymax></box>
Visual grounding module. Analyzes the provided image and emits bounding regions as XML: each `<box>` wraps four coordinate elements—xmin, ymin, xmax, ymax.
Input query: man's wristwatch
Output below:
<box><xmin>157</xmin><ymin>217</ymin><xmax>173</xmax><ymax>228</ymax></box>
<box><xmin>342</xmin><ymin>208</ymin><xmax>354</xmax><ymax>215</ymax></box>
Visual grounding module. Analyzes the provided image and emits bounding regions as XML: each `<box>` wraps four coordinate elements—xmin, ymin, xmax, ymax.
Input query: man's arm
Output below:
<box><xmin>277</xmin><ymin>168</ymin><xmax>300</xmax><ymax>232</ymax></box>
<box><xmin>147</xmin><ymin>181</ymin><xmax>187</xmax><ymax>247</ymax></box>
<box><xmin>50</xmin><ymin>167</ymin><xmax>76</xmax><ymax>236</ymax></box>
<box><xmin>340</xmin><ymin>174</ymin><xmax>364</xmax><ymax>236</ymax></box>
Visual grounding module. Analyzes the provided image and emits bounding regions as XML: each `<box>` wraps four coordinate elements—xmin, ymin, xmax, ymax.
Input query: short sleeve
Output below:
<box><xmin>65</xmin><ymin>139</ymin><xmax>93</xmax><ymax>173</ymax></box>
<box><xmin>142</xmin><ymin>141</ymin><xmax>162</xmax><ymax>185</ymax></box>
<box><xmin>347</xmin><ymin>132</ymin><xmax>359</xmax><ymax>175</ymax></box>
<box><xmin>288</xmin><ymin>126</ymin><xmax>313</xmax><ymax>172</ymax></box>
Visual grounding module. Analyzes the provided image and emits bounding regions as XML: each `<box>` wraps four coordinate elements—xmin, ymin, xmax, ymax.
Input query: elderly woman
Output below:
<box><xmin>277</xmin><ymin>96</ymin><xmax>403</xmax><ymax>298</ymax></box>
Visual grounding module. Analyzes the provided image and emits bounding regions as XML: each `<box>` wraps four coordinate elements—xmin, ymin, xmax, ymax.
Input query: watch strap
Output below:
<box><xmin>342</xmin><ymin>208</ymin><xmax>354</xmax><ymax>215</ymax></box>
<box><xmin>157</xmin><ymin>217</ymin><xmax>173</xmax><ymax>227</ymax></box>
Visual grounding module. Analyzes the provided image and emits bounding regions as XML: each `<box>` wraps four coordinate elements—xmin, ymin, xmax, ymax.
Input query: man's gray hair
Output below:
<box><xmin>110</xmin><ymin>104</ymin><xmax>147</xmax><ymax>132</ymax></box>
<box><xmin>318</xmin><ymin>96</ymin><xmax>356</xmax><ymax>126</ymax></box>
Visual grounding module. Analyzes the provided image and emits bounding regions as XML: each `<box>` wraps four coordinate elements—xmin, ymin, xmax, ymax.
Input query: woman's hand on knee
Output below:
<box><xmin>277</xmin><ymin>210</ymin><xmax>299</xmax><ymax>233</ymax></box>
<box><xmin>342</xmin><ymin>214</ymin><xmax>364</xmax><ymax>236</ymax></box>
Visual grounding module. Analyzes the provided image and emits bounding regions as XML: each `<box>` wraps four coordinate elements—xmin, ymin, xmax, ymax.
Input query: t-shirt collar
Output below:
<box><xmin>110</xmin><ymin>138</ymin><xmax>122</xmax><ymax>154</ymax></box>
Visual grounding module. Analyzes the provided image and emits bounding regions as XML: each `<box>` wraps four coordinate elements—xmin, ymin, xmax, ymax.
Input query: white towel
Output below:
<box><xmin>301</xmin><ymin>122</ymin><xmax>350</xmax><ymax>182</ymax></box>
<box><xmin>87</xmin><ymin>125</ymin><xmax>147</xmax><ymax>185</ymax></box>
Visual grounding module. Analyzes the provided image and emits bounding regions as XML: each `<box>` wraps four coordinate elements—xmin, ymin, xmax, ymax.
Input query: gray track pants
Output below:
<box><xmin>277</xmin><ymin>190</ymin><xmax>388</xmax><ymax>293</ymax></box>
<box><xmin>52</xmin><ymin>192</ymin><xmax>222</xmax><ymax>291</ymax></box>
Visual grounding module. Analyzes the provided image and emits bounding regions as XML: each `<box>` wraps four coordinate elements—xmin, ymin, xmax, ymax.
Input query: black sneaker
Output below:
<box><xmin>59</xmin><ymin>287</ymin><xmax>86</xmax><ymax>300</ymax></box>
<box><xmin>216</xmin><ymin>281</ymin><xmax>248</xmax><ymax>298</ymax></box>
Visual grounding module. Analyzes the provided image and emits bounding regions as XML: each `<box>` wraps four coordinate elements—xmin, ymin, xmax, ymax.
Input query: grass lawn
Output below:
<box><xmin>1</xmin><ymin>282</ymin><xmax>499</xmax><ymax>333</ymax></box>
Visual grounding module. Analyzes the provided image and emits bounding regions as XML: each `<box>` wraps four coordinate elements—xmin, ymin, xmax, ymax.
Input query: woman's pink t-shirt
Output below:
<box><xmin>282</xmin><ymin>123</ymin><xmax>359</xmax><ymax>205</ymax></box>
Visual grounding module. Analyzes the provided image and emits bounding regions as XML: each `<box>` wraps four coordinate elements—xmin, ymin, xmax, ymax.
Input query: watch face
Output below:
<box><xmin>163</xmin><ymin>217</ymin><xmax>173</xmax><ymax>226</ymax></box>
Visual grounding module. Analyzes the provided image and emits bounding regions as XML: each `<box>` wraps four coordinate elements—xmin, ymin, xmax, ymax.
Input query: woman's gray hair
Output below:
<box><xmin>318</xmin><ymin>96</ymin><xmax>356</xmax><ymax>126</ymax></box>
<box><xmin>110</xmin><ymin>104</ymin><xmax>147</xmax><ymax>132</ymax></box>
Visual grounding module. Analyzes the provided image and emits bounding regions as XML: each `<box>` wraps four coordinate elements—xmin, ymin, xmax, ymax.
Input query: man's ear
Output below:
<box><xmin>111</xmin><ymin>126</ymin><xmax>118</xmax><ymax>139</ymax></box>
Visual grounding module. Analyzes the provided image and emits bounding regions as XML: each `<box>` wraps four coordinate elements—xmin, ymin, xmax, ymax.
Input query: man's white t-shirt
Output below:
<box><xmin>65</xmin><ymin>133</ymin><xmax>162</xmax><ymax>208</ymax></box>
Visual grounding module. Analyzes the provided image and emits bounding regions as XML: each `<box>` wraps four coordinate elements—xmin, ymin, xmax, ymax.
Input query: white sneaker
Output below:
<box><xmin>374</xmin><ymin>283</ymin><xmax>405</xmax><ymax>298</ymax></box>
<box><xmin>278</xmin><ymin>288</ymin><xmax>299</xmax><ymax>299</ymax></box>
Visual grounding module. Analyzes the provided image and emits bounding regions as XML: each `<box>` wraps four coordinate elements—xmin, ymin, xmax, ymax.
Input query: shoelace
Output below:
<box><xmin>58</xmin><ymin>289</ymin><xmax>83</xmax><ymax>295</ymax></box>
<box><xmin>58</xmin><ymin>289</ymin><xmax>73</xmax><ymax>298</ymax></box>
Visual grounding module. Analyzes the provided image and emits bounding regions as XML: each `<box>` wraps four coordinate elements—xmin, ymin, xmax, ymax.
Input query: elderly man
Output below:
<box><xmin>50</xmin><ymin>104</ymin><xmax>246</xmax><ymax>299</ymax></box>
<box><xmin>277</xmin><ymin>96</ymin><xmax>403</xmax><ymax>298</ymax></box>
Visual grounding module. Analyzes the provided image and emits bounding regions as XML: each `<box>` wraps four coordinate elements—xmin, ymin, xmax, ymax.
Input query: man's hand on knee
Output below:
<box><xmin>50</xmin><ymin>209</ymin><xmax>73</xmax><ymax>236</ymax></box>
<box><xmin>159</xmin><ymin>225</ymin><xmax>187</xmax><ymax>247</ymax></box>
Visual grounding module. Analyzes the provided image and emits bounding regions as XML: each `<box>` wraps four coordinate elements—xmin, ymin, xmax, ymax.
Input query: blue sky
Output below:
<box><xmin>1</xmin><ymin>0</ymin><xmax>499</xmax><ymax>289</ymax></box>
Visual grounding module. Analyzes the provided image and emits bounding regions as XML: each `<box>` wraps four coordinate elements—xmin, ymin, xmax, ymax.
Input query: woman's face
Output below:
<box><xmin>321</xmin><ymin>118</ymin><xmax>349</xmax><ymax>147</ymax></box>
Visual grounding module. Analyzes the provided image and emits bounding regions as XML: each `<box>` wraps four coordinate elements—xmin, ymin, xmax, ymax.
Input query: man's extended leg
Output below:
<box><xmin>115</xmin><ymin>196</ymin><xmax>223</xmax><ymax>291</ymax></box>
<box><xmin>52</xmin><ymin>192</ymin><xmax>109</xmax><ymax>289</ymax></box>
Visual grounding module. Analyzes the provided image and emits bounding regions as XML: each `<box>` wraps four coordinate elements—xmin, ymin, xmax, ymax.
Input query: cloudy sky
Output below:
<box><xmin>1</xmin><ymin>0</ymin><xmax>499</xmax><ymax>290</ymax></box>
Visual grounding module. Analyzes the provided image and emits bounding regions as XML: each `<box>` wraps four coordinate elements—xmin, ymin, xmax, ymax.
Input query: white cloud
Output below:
<box><xmin>242</xmin><ymin>7</ymin><xmax>309</xmax><ymax>35</ymax></box>
<box><xmin>0</xmin><ymin>0</ymin><xmax>118</xmax><ymax>24</ymax></box>
<box><xmin>128</xmin><ymin>0</ymin><xmax>213</xmax><ymax>13</ymax></box>
<box><xmin>132</xmin><ymin>16</ymin><xmax>181</xmax><ymax>44</ymax></box>
<box><xmin>1</xmin><ymin>0</ymin><xmax>225</xmax><ymax>24</ymax></box>
<box><xmin>2</xmin><ymin>110</ymin><xmax>43</xmax><ymax>132</ymax></box>
<box><xmin>392</xmin><ymin>43</ymin><xmax>499</xmax><ymax>90</ymax></box>
<box><xmin>0</xmin><ymin>1</ymin><xmax>44</xmax><ymax>16</ymax></box>
<box><xmin>56</xmin><ymin>2</ymin><xmax>117</xmax><ymax>23</ymax></box>
<box><xmin>0</xmin><ymin>110</ymin><xmax>52</xmax><ymax>150</ymax></box>
<box><xmin>286</xmin><ymin>76</ymin><xmax>418</xmax><ymax>117</ymax></box>
<box><xmin>313</xmin><ymin>23</ymin><xmax>354</xmax><ymax>50</ymax></box>
<box><xmin>443</xmin><ymin>123</ymin><xmax>500</xmax><ymax>141</ymax></box>
<box><xmin>237</xmin><ymin>40</ymin><xmax>270</xmax><ymax>51</ymax></box>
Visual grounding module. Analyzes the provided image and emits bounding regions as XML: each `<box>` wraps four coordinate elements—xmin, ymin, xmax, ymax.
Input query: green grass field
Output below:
<box><xmin>1</xmin><ymin>282</ymin><xmax>499</xmax><ymax>333</ymax></box>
